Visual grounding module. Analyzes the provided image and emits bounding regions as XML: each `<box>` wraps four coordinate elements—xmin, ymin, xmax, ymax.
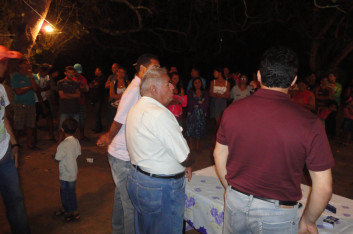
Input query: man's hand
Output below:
<box><xmin>11</xmin><ymin>146</ymin><xmax>19</xmax><ymax>168</ymax></box>
<box><xmin>298</xmin><ymin>217</ymin><xmax>318</xmax><ymax>234</ymax></box>
<box><xmin>185</xmin><ymin>167</ymin><xmax>192</xmax><ymax>182</ymax></box>
<box><xmin>96</xmin><ymin>133</ymin><xmax>111</xmax><ymax>148</ymax></box>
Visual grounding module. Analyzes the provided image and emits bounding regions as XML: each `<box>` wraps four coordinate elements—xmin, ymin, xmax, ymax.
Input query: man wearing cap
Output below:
<box><xmin>35</xmin><ymin>63</ymin><xmax>55</xmax><ymax>141</ymax></box>
<box><xmin>0</xmin><ymin>45</ymin><xmax>30</xmax><ymax>233</ymax></box>
<box><xmin>126</xmin><ymin>66</ymin><xmax>193</xmax><ymax>234</ymax></box>
<box><xmin>73</xmin><ymin>63</ymin><xmax>89</xmax><ymax>141</ymax></box>
<box><xmin>11</xmin><ymin>58</ymin><xmax>39</xmax><ymax>149</ymax></box>
<box><xmin>97</xmin><ymin>54</ymin><xmax>159</xmax><ymax>234</ymax></box>
<box><xmin>214</xmin><ymin>46</ymin><xmax>334</xmax><ymax>234</ymax></box>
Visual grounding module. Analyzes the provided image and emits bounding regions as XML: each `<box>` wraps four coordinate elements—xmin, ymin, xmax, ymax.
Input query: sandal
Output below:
<box><xmin>64</xmin><ymin>213</ymin><xmax>80</xmax><ymax>222</ymax></box>
<box><xmin>54</xmin><ymin>209</ymin><xmax>66</xmax><ymax>216</ymax></box>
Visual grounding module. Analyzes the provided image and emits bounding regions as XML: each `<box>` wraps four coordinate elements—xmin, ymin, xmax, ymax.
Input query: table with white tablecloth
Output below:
<box><xmin>184</xmin><ymin>166</ymin><xmax>353</xmax><ymax>234</ymax></box>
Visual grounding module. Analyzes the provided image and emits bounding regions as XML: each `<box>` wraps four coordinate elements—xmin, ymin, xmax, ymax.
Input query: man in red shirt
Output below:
<box><xmin>214</xmin><ymin>46</ymin><xmax>334</xmax><ymax>234</ymax></box>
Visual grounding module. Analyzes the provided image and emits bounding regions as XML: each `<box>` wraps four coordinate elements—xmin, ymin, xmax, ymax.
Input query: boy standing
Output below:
<box><xmin>54</xmin><ymin>118</ymin><xmax>81</xmax><ymax>222</ymax></box>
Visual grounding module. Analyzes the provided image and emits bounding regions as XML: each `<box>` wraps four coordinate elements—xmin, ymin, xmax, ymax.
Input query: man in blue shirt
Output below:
<box><xmin>11</xmin><ymin>58</ymin><xmax>39</xmax><ymax>149</ymax></box>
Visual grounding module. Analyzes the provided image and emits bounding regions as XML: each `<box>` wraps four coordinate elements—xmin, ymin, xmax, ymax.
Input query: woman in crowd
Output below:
<box><xmin>108</xmin><ymin>66</ymin><xmax>128</xmax><ymax>126</ymax></box>
<box><xmin>167</xmin><ymin>72</ymin><xmax>187</xmax><ymax>125</ymax></box>
<box><xmin>209</xmin><ymin>67</ymin><xmax>230</xmax><ymax>128</ymax></box>
<box><xmin>186</xmin><ymin>78</ymin><xmax>209</xmax><ymax>151</ymax></box>
<box><xmin>230</xmin><ymin>74</ymin><xmax>253</xmax><ymax>103</ymax></box>
<box><xmin>291</xmin><ymin>80</ymin><xmax>316</xmax><ymax>112</ymax></box>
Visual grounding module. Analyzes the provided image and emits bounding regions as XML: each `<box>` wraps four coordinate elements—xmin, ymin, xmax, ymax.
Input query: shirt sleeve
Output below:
<box><xmin>305</xmin><ymin>120</ymin><xmax>335</xmax><ymax>171</ymax></box>
<box><xmin>216</xmin><ymin>110</ymin><xmax>228</xmax><ymax>145</ymax></box>
<box><xmin>55</xmin><ymin>142</ymin><xmax>66</xmax><ymax>161</ymax></box>
<box><xmin>0</xmin><ymin>84</ymin><xmax>9</xmax><ymax>107</ymax></box>
<box><xmin>114</xmin><ymin>86</ymin><xmax>139</xmax><ymax>125</ymax></box>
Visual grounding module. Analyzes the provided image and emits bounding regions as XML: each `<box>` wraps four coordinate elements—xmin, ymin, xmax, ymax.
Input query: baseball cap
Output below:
<box><xmin>73</xmin><ymin>63</ymin><xmax>83</xmax><ymax>74</ymax></box>
<box><xmin>0</xmin><ymin>45</ymin><xmax>22</xmax><ymax>61</ymax></box>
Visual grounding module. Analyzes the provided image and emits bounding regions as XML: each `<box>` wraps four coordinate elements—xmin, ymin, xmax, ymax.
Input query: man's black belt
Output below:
<box><xmin>230</xmin><ymin>186</ymin><xmax>297</xmax><ymax>206</ymax></box>
<box><xmin>132</xmin><ymin>164</ymin><xmax>185</xmax><ymax>179</ymax></box>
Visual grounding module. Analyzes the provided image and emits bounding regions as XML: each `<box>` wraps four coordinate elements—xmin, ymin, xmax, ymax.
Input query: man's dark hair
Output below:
<box><xmin>62</xmin><ymin>118</ymin><xmax>78</xmax><ymax>134</ymax></box>
<box><xmin>65</xmin><ymin>66</ymin><xmax>75</xmax><ymax>72</ymax></box>
<box><xmin>135</xmin><ymin>54</ymin><xmax>159</xmax><ymax>72</ymax></box>
<box><xmin>259</xmin><ymin>46</ymin><xmax>298</xmax><ymax>88</ymax></box>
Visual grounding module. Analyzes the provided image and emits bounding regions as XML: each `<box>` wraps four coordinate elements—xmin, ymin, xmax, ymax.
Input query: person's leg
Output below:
<box><xmin>223</xmin><ymin>186</ymin><xmax>251</xmax><ymax>234</ymax></box>
<box><xmin>108</xmin><ymin>155</ymin><xmax>135</xmax><ymax>234</ymax></box>
<box><xmin>127</xmin><ymin>167</ymin><xmax>163</xmax><ymax>234</ymax></box>
<box><xmin>44</xmin><ymin>101</ymin><xmax>55</xmax><ymax>140</ymax></box>
<box><xmin>159</xmin><ymin>177</ymin><xmax>185</xmax><ymax>234</ymax></box>
<box><xmin>13</xmin><ymin>104</ymin><xmax>25</xmax><ymax>144</ymax></box>
<box><xmin>26</xmin><ymin>105</ymin><xmax>37</xmax><ymax>148</ymax></box>
<box><xmin>60</xmin><ymin>180</ymin><xmax>70</xmax><ymax>213</ymax></box>
<box><xmin>127</xmin><ymin>167</ymin><xmax>185</xmax><ymax>234</ymax></box>
<box><xmin>0</xmin><ymin>147</ymin><xmax>30</xmax><ymax>234</ymax></box>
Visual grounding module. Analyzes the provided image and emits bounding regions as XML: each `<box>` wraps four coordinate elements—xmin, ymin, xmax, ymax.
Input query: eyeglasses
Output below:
<box><xmin>240</xmin><ymin>77</ymin><xmax>247</xmax><ymax>80</ymax></box>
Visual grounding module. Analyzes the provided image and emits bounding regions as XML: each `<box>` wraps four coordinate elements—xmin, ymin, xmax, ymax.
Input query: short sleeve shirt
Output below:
<box><xmin>0</xmin><ymin>84</ymin><xmax>10</xmax><ymax>159</ymax></box>
<box><xmin>126</xmin><ymin>96</ymin><xmax>189</xmax><ymax>174</ymax></box>
<box><xmin>217</xmin><ymin>89</ymin><xmax>334</xmax><ymax>201</ymax></box>
<box><xmin>55</xmin><ymin>136</ymin><xmax>81</xmax><ymax>182</ymax></box>
<box><xmin>11</xmin><ymin>72</ymin><xmax>38</xmax><ymax>105</ymax></box>
<box><xmin>57</xmin><ymin>78</ymin><xmax>80</xmax><ymax>114</ymax></box>
<box><xmin>108</xmin><ymin>76</ymin><xmax>141</xmax><ymax>161</ymax></box>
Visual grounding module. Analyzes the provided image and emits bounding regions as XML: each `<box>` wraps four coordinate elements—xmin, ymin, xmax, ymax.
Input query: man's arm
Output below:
<box><xmin>214</xmin><ymin>142</ymin><xmax>229</xmax><ymax>188</ymax></box>
<box><xmin>58</xmin><ymin>89</ymin><xmax>80</xmax><ymax>99</ymax></box>
<box><xmin>13</xmin><ymin>86</ymin><xmax>32</xmax><ymax>95</ymax></box>
<box><xmin>96</xmin><ymin>121</ymin><xmax>122</xmax><ymax>148</ymax></box>
<box><xmin>298</xmin><ymin>169</ymin><xmax>332</xmax><ymax>234</ymax></box>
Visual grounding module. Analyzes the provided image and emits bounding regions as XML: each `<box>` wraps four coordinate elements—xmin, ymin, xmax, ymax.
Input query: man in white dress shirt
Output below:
<box><xmin>97</xmin><ymin>54</ymin><xmax>159</xmax><ymax>234</ymax></box>
<box><xmin>126</xmin><ymin>67</ymin><xmax>193</xmax><ymax>234</ymax></box>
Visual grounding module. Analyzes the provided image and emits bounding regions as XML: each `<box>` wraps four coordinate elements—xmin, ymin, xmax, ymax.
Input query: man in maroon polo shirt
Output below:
<box><xmin>214</xmin><ymin>46</ymin><xmax>334</xmax><ymax>234</ymax></box>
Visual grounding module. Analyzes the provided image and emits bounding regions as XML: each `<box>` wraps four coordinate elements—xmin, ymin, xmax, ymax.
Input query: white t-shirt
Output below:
<box><xmin>0</xmin><ymin>84</ymin><xmax>10</xmax><ymax>160</ymax></box>
<box><xmin>35</xmin><ymin>73</ymin><xmax>50</xmax><ymax>102</ymax></box>
<box><xmin>55</xmin><ymin>136</ymin><xmax>81</xmax><ymax>182</ymax></box>
<box><xmin>230</xmin><ymin>85</ymin><xmax>253</xmax><ymax>102</ymax></box>
<box><xmin>126</xmin><ymin>96</ymin><xmax>189</xmax><ymax>175</ymax></box>
<box><xmin>108</xmin><ymin>76</ymin><xmax>141</xmax><ymax>161</ymax></box>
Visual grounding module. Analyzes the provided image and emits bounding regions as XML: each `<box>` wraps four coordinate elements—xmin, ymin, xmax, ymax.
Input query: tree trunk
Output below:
<box><xmin>11</xmin><ymin>0</ymin><xmax>52</xmax><ymax>56</ymax></box>
<box><xmin>329</xmin><ymin>41</ymin><xmax>353</xmax><ymax>69</ymax></box>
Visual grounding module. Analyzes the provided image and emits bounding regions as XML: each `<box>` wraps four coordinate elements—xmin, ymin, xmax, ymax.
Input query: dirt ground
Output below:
<box><xmin>0</xmin><ymin>103</ymin><xmax>352</xmax><ymax>234</ymax></box>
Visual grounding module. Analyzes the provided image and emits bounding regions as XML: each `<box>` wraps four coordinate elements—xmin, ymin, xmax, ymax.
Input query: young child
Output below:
<box><xmin>54</xmin><ymin>118</ymin><xmax>81</xmax><ymax>222</ymax></box>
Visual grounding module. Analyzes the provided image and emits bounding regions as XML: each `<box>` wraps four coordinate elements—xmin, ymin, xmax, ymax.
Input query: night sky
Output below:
<box><xmin>28</xmin><ymin>0</ymin><xmax>353</xmax><ymax>85</ymax></box>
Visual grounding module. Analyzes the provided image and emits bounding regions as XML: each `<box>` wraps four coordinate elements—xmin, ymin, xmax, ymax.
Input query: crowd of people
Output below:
<box><xmin>0</xmin><ymin>43</ymin><xmax>352</xmax><ymax>234</ymax></box>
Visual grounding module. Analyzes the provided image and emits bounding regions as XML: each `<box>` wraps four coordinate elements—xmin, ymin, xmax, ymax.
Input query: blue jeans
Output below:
<box><xmin>127</xmin><ymin>166</ymin><xmax>185</xmax><ymax>234</ymax></box>
<box><xmin>224</xmin><ymin>186</ymin><xmax>298</xmax><ymax>234</ymax></box>
<box><xmin>59</xmin><ymin>113</ymin><xmax>79</xmax><ymax>129</ymax></box>
<box><xmin>60</xmin><ymin>180</ymin><xmax>77</xmax><ymax>213</ymax></box>
<box><xmin>108</xmin><ymin>154</ymin><xmax>135</xmax><ymax>234</ymax></box>
<box><xmin>0</xmin><ymin>146</ymin><xmax>30</xmax><ymax>234</ymax></box>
